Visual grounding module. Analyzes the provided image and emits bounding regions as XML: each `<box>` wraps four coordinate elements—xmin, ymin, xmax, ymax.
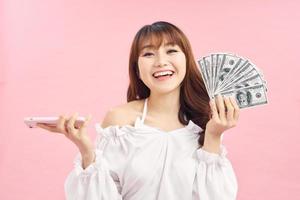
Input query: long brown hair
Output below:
<box><xmin>126</xmin><ymin>21</ymin><xmax>210</xmax><ymax>148</ymax></box>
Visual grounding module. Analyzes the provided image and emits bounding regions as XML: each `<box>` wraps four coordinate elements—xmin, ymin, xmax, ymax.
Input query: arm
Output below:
<box><xmin>80</xmin><ymin>108</ymin><xmax>122</xmax><ymax>169</ymax></box>
<box><xmin>194</xmin><ymin>144</ymin><xmax>238</xmax><ymax>200</ymax></box>
<box><xmin>192</xmin><ymin>95</ymin><xmax>240</xmax><ymax>199</ymax></box>
<box><xmin>64</xmin><ymin>110</ymin><xmax>124</xmax><ymax>200</ymax></box>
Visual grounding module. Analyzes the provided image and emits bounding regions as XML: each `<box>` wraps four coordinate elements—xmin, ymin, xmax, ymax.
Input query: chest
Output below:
<box><xmin>120</xmin><ymin>136</ymin><xmax>198</xmax><ymax>190</ymax></box>
<box><xmin>143</xmin><ymin>118</ymin><xmax>186</xmax><ymax>132</ymax></box>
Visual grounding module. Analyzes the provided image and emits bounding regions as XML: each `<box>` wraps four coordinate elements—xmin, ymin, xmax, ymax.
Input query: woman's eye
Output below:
<box><xmin>167</xmin><ymin>49</ymin><xmax>178</xmax><ymax>53</ymax></box>
<box><xmin>141</xmin><ymin>49</ymin><xmax>178</xmax><ymax>57</ymax></box>
<box><xmin>142</xmin><ymin>52</ymin><xmax>154</xmax><ymax>57</ymax></box>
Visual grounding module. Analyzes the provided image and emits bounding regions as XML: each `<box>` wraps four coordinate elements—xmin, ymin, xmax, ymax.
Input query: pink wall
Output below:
<box><xmin>1</xmin><ymin>0</ymin><xmax>300</xmax><ymax>199</ymax></box>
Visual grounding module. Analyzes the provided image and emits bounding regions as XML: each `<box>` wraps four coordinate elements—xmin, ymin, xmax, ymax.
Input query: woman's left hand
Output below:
<box><xmin>205</xmin><ymin>94</ymin><xmax>240</xmax><ymax>138</ymax></box>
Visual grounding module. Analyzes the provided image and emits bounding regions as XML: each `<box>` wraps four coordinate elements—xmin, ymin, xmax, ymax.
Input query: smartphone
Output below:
<box><xmin>24</xmin><ymin>116</ymin><xmax>86</xmax><ymax>128</ymax></box>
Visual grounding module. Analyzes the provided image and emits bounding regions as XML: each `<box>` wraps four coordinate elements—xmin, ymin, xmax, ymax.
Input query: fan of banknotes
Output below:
<box><xmin>197</xmin><ymin>53</ymin><xmax>268</xmax><ymax>109</ymax></box>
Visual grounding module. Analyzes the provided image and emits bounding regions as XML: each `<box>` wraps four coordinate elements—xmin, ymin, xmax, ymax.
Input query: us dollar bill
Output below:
<box><xmin>220</xmin><ymin>84</ymin><xmax>268</xmax><ymax>109</ymax></box>
<box><xmin>197</xmin><ymin>59</ymin><xmax>212</xmax><ymax>99</ymax></box>
<box><xmin>217</xmin><ymin>54</ymin><xmax>244</xmax><ymax>88</ymax></box>
<box><xmin>218</xmin><ymin>73</ymin><xmax>266</xmax><ymax>93</ymax></box>
<box><xmin>197</xmin><ymin>52</ymin><xmax>268</xmax><ymax>109</ymax></box>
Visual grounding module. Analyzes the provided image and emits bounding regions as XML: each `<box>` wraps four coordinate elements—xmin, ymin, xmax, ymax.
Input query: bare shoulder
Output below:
<box><xmin>100</xmin><ymin>99</ymin><xmax>144</xmax><ymax>128</ymax></box>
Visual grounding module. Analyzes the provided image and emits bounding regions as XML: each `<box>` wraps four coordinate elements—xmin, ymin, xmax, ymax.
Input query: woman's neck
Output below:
<box><xmin>147</xmin><ymin>90</ymin><xmax>180</xmax><ymax>118</ymax></box>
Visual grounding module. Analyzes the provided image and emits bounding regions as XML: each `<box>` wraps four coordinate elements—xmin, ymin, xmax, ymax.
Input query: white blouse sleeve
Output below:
<box><xmin>64</xmin><ymin>124</ymin><xmax>124</xmax><ymax>200</ymax></box>
<box><xmin>193</xmin><ymin>144</ymin><xmax>238</xmax><ymax>200</ymax></box>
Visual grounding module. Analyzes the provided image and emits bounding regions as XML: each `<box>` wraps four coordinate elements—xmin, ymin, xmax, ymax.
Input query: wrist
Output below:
<box><xmin>205</xmin><ymin>130</ymin><xmax>222</xmax><ymax>141</ymax></box>
<box><xmin>81</xmin><ymin>151</ymin><xmax>96</xmax><ymax>169</ymax></box>
<box><xmin>202</xmin><ymin>131</ymin><xmax>222</xmax><ymax>154</ymax></box>
<box><xmin>79</xmin><ymin>147</ymin><xmax>95</xmax><ymax>157</ymax></box>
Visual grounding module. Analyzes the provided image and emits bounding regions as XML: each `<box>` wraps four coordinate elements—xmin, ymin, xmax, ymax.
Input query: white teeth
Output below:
<box><xmin>153</xmin><ymin>71</ymin><xmax>174</xmax><ymax>78</ymax></box>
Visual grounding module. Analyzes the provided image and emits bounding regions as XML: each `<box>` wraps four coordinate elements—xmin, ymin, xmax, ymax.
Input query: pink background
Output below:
<box><xmin>1</xmin><ymin>0</ymin><xmax>300</xmax><ymax>199</ymax></box>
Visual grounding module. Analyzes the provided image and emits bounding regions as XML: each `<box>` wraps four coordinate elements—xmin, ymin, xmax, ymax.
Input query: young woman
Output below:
<box><xmin>37</xmin><ymin>21</ymin><xmax>240</xmax><ymax>200</ymax></box>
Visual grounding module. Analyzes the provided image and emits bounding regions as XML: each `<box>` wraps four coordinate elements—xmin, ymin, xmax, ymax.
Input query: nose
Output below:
<box><xmin>154</xmin><ymin>52</ymin><xmax>169</xmax><ymax>68</ymax></box>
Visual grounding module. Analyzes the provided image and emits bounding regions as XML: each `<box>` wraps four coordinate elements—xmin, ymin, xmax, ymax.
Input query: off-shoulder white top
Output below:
<box><xmin>64</xmin><ymin>98</ymin><xmax>238</xmax><ymax>200</ymax></box>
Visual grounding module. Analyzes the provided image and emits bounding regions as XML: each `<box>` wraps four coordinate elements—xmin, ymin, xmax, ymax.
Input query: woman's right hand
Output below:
<box><xmin>36</xmin><ymin>113</ymin><xmax>94</xmax><ymax>155</ymax></box>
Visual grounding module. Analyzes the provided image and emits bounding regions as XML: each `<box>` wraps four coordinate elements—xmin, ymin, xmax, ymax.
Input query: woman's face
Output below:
<box><xmin>137</xmin><ymin>39</ymin><xmax>186</xmax><ymax>95</ymax></box>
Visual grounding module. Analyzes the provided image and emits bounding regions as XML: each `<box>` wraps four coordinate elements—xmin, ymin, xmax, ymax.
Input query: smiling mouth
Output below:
<box><xmin>152</xmin><ymin>72</ymin><xmax>175</xmax><ymax>81</ymax></box>
<box><xmin>152</xmin><ymin>71</ymin><xmax>175</xmax><ymax>79</ymax></box>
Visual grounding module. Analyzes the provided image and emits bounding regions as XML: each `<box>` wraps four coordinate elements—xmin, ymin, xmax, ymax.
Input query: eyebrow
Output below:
<box><xmin>140</xmin><ymin>42</ymin><xmax>176</xmax><ymax>51</ymax></box>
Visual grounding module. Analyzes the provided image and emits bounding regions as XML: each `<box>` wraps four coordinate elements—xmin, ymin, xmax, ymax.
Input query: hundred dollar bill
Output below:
<box><xmin>197</xmin><ymin>52</ymin><xmax>268</xmax><ymax>107</ymax></box>
<box><xmin>217</xmin><ymin>57</ymin><xmax>248</xmax><ymax>91</ymax></box>
<box><xmin>219</xmin><ymin>84</ymin><xmax>268</xmax><ymax>109</ymax></box>
<box><xmin>218</xmin><ymin>73</ymin><xmax>266</xmax><ymax>93</ymax></box>
<box><xmin>218</xmin><ymin>54</ymin><xmax>243</xmax><ymax>87</ymax></box>
<box><xmin>215</xmin><ymin>54</ymin><xmax>225</xmax><ymax>91</ymax></box>
<box><xmin>197</xmin><ymin>59</ymin><xmax>212</xmax><ymax>99</ymax></box>
<box><xmin>211</xmin><ymin>54</ymin><xmax>218</xmax><ymax>95</ymax></box>
<box><xmin>217</xmin><ymin>65</ymin><xmax>267</xmax><ymax>93</ymax></box>
<box><xmin>203</xmin><ymin>56</ymin><xmax>213</xmax><ymax>98</ymax></box>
